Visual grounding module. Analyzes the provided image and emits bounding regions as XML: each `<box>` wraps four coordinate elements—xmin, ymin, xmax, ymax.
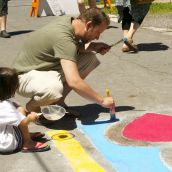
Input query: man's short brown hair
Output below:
<box><xmin>0</xmin><ymin>67</ymin><xmax>19</xmax><ymax>101</ymax></box>
<box><xmin>78</xmin><ymin>7</ymin><xmax>110</xmax><ymax>27</ymax></box>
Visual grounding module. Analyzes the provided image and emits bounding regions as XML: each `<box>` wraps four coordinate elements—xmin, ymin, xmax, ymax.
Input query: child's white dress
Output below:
<box><xmin>0</xmin><ymin>100</ymin><xmax>25</xmax><ymax>153</ymax></box>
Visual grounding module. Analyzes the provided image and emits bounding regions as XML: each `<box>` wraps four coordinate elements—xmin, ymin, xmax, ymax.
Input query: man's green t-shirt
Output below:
<box><xmin>13</xmin><ymin>16</ymin><xmax>79</xmax><ymax>74</ymax></box>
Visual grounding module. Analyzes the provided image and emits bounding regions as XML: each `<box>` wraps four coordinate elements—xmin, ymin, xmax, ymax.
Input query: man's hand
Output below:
<box><xmin>100</xmin><ymin>96</ymin><xmax>115</xmax><ymax>110</ymax></box>
<box><xmin>92</xmin><ymin>42</ymin><xmax>111</xmax><ymax>55</ymax></box>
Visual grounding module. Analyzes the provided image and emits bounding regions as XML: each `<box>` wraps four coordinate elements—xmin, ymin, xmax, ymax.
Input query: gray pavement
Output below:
<box><xmin>1</xmin><ymin>1</ymin><xmax>172</xmax><ymax>172</ymax></box>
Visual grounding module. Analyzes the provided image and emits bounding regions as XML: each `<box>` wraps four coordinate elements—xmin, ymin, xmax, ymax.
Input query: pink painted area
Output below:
<box><xmin>123</xmin><ymin>113</ymin><xmax>172</xmax><ymax>142</ymax></box>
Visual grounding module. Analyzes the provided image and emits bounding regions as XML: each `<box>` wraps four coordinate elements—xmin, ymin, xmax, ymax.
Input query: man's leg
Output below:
<box><xmin>0</xmin><ymin>15</ymin><xmax>6</xmax><ymax>30</ymax></box>
<box><xmin>18</xmin><ymin>70</ymin><xmax>64</xmax><ymax>112</ymax></box>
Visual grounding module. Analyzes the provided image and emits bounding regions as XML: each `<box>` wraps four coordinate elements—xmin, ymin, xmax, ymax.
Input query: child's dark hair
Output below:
<box><xmin>0</xmin><ymin>67</ymin><xmax>19</xmax><ymax>101</ymax></box>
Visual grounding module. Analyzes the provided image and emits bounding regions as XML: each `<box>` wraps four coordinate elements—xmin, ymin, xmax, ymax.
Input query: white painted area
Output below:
<box><xmin>142</xmin><ymin>26</ymin><xmax>172</xmax><ymax>35</ymax></box>
<box><xmin>39</xmin><ymin>0</ymin><xmax>79</xmax><ymax>17</ymax></box>
<box><xmin>109</xmin><ymin>14</ymin><xmax>118</xmax><ymax>23</ymax></box>
<box><xmin>58</xmin><ymin>0</ymin><xmax>79</xmax><ymax>15</ymax></box>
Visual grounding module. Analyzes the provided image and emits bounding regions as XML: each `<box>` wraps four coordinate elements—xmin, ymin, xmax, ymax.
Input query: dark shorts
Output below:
<box><xmin>0</xmin><ymin>0</ymin><xmax>8</xmax><ymax>16</ymax></box>
<box><xmin>13</xmin><ymin>126</ymin><xmax>23</xmax><ymax>151</ymax></box>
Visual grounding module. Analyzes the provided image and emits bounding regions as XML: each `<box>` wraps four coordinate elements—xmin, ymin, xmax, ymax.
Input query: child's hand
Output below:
<box><xmin>27</xmin><ymin>112</ymin><xmax>38</xmax><ymax>122</ymax></box>
<box><xmin>17</xmin><ymin>106</ymin><xmax>28</xmax><ymax>116</ymax></box>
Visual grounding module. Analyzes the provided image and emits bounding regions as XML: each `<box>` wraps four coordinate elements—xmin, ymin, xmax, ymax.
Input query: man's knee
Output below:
<box><xmin>18</xmin><ymin>70</ymin><xmax>64</xmax><ymax>105</ymax></box>
<box><xmin>33</xmin><ymin>83</ymin><xmax>64</xmax><ymax>105</ymax></box>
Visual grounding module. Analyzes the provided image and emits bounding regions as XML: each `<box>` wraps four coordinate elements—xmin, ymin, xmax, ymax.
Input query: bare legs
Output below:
<box><xmin>122</xmin><ymin>22</ymin><xmax>140</xmax><ymax>52</ymax></box>
<box><xmin>0</xmin><ymin>15</ymin><xmax>10</xmax><ymax>38</ymax></box>
<box><xmin>123</xmin><ymin>22</ymin><xmax>140</xmax><ymax>40</ymax></box>
<box><xmin>77</xmin><ymin>0</ymin><xmax>96</xmax><ymax>14</ymax></box>
<box><xmin>19</xmin><ymin>120</ymin><xmax>36</xmax><ymax>149</ymax></box>
<box><xmin>0</xmin><ymin>15</ymin><xmax>6</xmax><ymax>31</ymax></box>
<box><xmin>17</xmin><ymin>110</ymin><xmax>49</xmax><ymax>150</ymax></box>
<box><xmin>26</xmin><ymin>71</ymin><xmax>90</xmax><ymax>112</ymax></box>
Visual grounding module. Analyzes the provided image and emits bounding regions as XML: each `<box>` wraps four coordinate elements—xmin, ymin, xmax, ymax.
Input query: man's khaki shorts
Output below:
<box><xmin>18</xmin><ymin>52</ymin><xmax>100</xmax><ymax>105</ymax></box>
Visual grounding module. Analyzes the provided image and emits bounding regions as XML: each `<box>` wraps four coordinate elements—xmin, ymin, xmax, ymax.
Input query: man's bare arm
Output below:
<box><xmin>60</xmin><ymin>59</ymin><xmax>114</xmax><ymax>109</ymax></box>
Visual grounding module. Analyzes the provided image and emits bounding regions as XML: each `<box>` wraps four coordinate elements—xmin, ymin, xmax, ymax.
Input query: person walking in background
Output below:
<box><xmin>115</xmin><ymin>0</ymin><xmax>153</xmax><ymax>52</ymax></box>
<box><xmin>0</xmin><ymin>67</ymin><xmax>50</xmax><ymax>153</ymax></box>
<box><xmin>77</xmin><ymin>0</ymin><xmax>97</xmax><ymax>13</ymax></box>
<box><xmin>0</xmin><ymin>0</ymin><xmax>10</xmax><ymax>38</ymax></box>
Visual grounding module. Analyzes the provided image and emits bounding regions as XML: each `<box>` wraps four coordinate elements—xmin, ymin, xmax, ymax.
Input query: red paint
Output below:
<box><xmin>123</xmin><ymin>113</ymin><xmax>172</xmax><ymax>142</ymax></box>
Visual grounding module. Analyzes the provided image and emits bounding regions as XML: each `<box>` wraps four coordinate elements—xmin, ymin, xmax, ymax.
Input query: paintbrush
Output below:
<box><xmin>109</xmin><ymin>38</ymin><xmax>124</xmax><ymax>47</ymax></box>
<box><xmin>96</xmin><ymin>38</ymin><xmax>126</xmax><ymax>54</ymax></box>
<box><xmin>105</xmin><ymin>88</ymin><xmax>116</xmax><ymax>120</ymax></box>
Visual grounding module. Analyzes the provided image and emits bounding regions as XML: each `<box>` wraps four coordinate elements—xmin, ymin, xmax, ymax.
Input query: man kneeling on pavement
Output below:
<box><xmin>13</xmin><ymin>8</ymin><xmax>115</xmax><ymax>124</ymax></box>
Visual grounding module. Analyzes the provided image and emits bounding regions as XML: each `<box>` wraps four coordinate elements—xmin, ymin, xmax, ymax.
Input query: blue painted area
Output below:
<box><xmin>78</xmin><ymin>120</ymin><xmax>170</xmax><ymax>172</ymax></box>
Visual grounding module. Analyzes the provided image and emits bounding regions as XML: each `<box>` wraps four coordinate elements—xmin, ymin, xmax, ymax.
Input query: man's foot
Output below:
<box><xmin>0</xmin><ymin>30</ymin><xmax>11</xmax><ymax>38</ymax></box>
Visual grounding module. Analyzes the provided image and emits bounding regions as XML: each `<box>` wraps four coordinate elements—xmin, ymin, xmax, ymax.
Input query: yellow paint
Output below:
<box><xmin>47</xmin><ymin>130</ymin><xmax>105</xmax><ymax>172</ymax></box>
<box><xmin>106</xmin><ymin>88</ymin><xmax>110</xmax><ymax>97</ymax></box>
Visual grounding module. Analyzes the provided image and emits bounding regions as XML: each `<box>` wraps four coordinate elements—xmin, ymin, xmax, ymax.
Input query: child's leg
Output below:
<box><xmin>18</xmin><ymin>120</ymin><xmax>37</xmax><ymax>148</ymax></box>
<box><xmin>18</xmin><ymin>117</ymin><xmax>49</xmax><ymax>150</ymax></box>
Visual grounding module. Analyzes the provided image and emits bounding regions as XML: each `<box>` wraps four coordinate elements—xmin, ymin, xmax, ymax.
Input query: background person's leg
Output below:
<box><xmin>122</xmin><ymin>4</ymin><xmax>151</xmax><ymax>52</ymax></box>
<box><xmin>77</xmin><ymin>0</ymin><xmax>86</xmax><ymax>14</ymax></box>
<box><xmin>0</xmin><ymin>0</ymin><xmax>10</xmax><ymax>38</ymax></box>
<box><xmin>88</xmin><ymin>0</ymin><xmax>96</xmax><ymax>8</ymax></box>
<box><xmin>121</xmin><ymin>7</ymin><xmax>139</xmax><ymax>52</ymax></box>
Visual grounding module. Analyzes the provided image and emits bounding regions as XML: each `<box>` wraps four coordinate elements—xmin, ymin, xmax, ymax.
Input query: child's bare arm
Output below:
<box><xmin>21</xmin><ymin>112</ymin><xmax>38</xmax><ymax>125</ymax></box>
<box><xmin>12</xmin><ymin>102</ymin><xmax>29</xmax><ymax>116</ymax></box>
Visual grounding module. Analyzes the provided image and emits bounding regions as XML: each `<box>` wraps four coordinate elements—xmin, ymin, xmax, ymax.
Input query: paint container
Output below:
<box><xmin>38</xmin><ymin>105</ymin><xmax>66</xmax><ymax>121</ymax></box>
<box><xmin>105</xmin><ymin>89</ymin><xmax>116</xmax><ymax>121</ymax></box>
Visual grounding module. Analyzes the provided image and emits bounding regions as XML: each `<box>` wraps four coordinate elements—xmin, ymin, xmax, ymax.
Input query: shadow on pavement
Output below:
<box><xmin>9</xmin><ymin>30</ymin><xmax>34</xmax><ymax>36</ymax></box>
<box><xmin>107</xmin><ymin>25</ymin><xmax>118</xmax><ymax>29</ymax></box>
<box><xmin>44</xmin><ymin>115</ymin><xmax>77</xmax><ymax>130</ymax></box>
<box><xmin>71</xmin><ymin>104</ymin><xmax>135</xmax><ymax>125</ymax></box>
<box><xmin>44</xmin><ymin>104</ymin><xmax>135</xmax><ymax>129</ymax></box>
<box><xmin>137</xmin><ymin>42</ymin><xmax>169</xmax><ymax>51</ymax></box>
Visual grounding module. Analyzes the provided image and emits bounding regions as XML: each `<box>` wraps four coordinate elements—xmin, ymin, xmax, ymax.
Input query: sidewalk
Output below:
<box><xmin>1</xmin><ymin>1</ymin><xmax>172</xmax><ymax>172</ymax></box>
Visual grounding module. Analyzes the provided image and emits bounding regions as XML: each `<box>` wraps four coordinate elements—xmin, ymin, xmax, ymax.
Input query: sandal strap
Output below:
<box><xmin>123</xmin><ymin>37</ymin><xmax>138</xmax><ymax>52</ymax></box>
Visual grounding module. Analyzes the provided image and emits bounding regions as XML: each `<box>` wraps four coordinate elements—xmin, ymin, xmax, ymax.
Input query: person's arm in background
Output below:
<box><xmin>61</xmin><ymin>59</ymin><xmax>115</xmax><ymax>109</ymax></box>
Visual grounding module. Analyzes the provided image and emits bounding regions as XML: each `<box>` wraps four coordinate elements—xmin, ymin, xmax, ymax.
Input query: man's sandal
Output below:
<box><xmin>21</xmin><ymin>142</ymin><xmax>50</xmax><ymax>153</ymax></box>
